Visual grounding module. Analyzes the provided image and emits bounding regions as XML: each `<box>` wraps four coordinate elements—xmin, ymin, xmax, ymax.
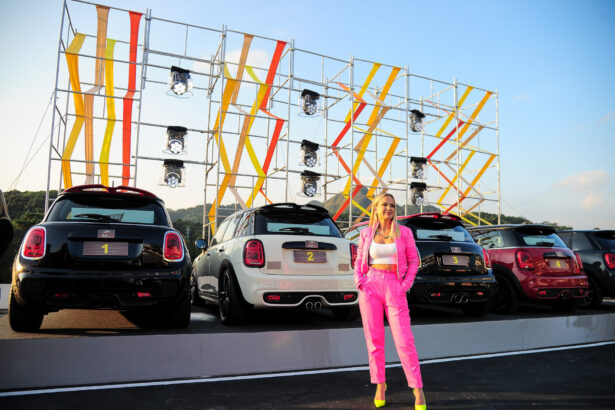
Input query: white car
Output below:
<box><xmin>191</xmin><ymin>203</ymin><xmax>359</xmax><ymax>324</ymax></box>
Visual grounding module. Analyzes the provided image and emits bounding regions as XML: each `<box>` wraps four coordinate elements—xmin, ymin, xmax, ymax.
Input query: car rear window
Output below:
<box><xmin>594</xmin><ymin>231</ymin><xmax>615</xmax><ymax>250</ymax></box>
<box><xmin>400</xmin><ymin>220</ymin><xmax>475</xmax><ymax>243</ymax></box>
<box><xmin>47</xmin><ymin>195</ymin><xmax>168</xmax><ymax>225</ymax></box>
<box><xmin>514</xmin><ymin>227</ymin><xmax>566</xmax><ymax>247</ymax></box>
<box><xmin>255</xmin><ymin>212</ymin><xmax>342</xmax><ymax>237</ymax></box>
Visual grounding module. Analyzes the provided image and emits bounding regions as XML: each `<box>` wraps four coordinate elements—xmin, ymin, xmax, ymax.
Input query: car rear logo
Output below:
<box><xmin>98</xmin><ymin>229</ymin><xmax>115</xmax><ymax>239</ymax></box>
<box><xmin>306</xmin><ymin>241</ymin><xmax>318</xmax><ymax>249</ymax></box>
<box><xmin>451</xmin><ymin>246</ymin><xmax>462</xmax><ymax>253</ymax></box>
<box><xmin>556</xmin><ymin>251</ymin><xmax>564</xmax><ymax>257</ymax></box>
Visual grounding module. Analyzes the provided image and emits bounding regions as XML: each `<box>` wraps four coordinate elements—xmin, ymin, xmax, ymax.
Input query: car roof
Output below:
<box><xmin>61</xmin><ymin>184</ymin><xmax>160</xmax><ymax>199</ymax></box>
<box><xmin>466</xmin><ymin>224</ymin><xmax>555</xmax><ymax>231</ymax></box>
<box><xmin>347</xmin><ymin>212</ymin><xmax>462</xmax><ymax>230</ymax></box>
<box><xmin>255</xmin><ymin>202</ymin><xmax>330</xmax><ymax>215</ymax></box>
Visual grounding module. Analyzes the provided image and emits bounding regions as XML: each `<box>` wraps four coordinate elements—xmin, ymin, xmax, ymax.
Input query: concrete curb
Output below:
<box><xmin>1</xmin><ymin>313</ymin><xmax>614</xmax><ymax>390</ymax></box>
<box><xmin>0</xmin><ymin>284</ymin><xmax>9</xmax><ymax>310</ymax></box>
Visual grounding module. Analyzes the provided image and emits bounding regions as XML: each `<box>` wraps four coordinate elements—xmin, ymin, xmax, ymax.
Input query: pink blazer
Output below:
<box><xmin>354</xmin><ymin>224</ymin><xmax>420</xmax><ymax>292</ymax></box>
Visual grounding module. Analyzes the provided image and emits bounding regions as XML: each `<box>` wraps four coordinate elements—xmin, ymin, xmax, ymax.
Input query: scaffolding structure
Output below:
<box><xmin>47</xmin><ymin>0</ymin><xmax>501</xmax><ymax>241</ymax></box>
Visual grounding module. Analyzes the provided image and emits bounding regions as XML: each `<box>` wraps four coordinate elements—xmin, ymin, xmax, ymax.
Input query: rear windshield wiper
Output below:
<box><xmin>72</xmin><ymin>213</ymin><xmax>112</xmax><ymax>222</ymax></box>
<box><xmin>427</xmin><ymin>234</ymin><xmax>454</xmax><ymax>241</ymax></box>
<box><xmin>278</xmin><ymin>227</ymin><xmax>310</xmax><ymax>234</ymax></box>
<box><xmin>534</xmin><ymin>241</ymin><xmax>554</xmax><ymax>246</ymax></box>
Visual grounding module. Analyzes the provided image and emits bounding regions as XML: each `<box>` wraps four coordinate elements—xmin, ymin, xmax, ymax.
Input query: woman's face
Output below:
<box><xmin>376</xmin><ymin>196</ymin><xmax>396</xmax><ymax>222</ymax></box>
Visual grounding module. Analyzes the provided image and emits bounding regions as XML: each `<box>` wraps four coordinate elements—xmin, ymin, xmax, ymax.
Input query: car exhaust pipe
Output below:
<box><xmin>305</xmin><ymin>301</ymin><xmax>314</xmax><ymax>310</ymax></box>
<box><xmin>313</xmin><ymin>301</ymin><xmax>322</xmax><ymax>310</ymax></box>
<box><xmin>452</xmin><ymin>293</ymin><xmax>470</xmax><ymax>304</ymax></box>
<box><xmin>560</xmin><ymin>291</ymin><xmax>572</xmax><ymax>301</ymax></box>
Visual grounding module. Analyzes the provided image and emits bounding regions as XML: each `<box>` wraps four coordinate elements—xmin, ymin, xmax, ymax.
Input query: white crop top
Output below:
<box><xmin>369</xmin><ymin>242</ymin><xmax>397</xmax><ymax>264</ymax></box>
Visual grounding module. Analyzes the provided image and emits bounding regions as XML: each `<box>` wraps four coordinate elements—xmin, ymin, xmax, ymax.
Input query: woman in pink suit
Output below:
<box><xmin>354</xmin><ymin>193</ymin><xmax>426</xmax><ymax>409</ymax></box>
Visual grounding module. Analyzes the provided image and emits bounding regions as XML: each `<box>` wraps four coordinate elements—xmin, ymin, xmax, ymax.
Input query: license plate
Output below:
<box><xmin>548</xmin><ymin>259</ymin><xmax>568</xmax><ymax>269</ymax></box>
<box><xmin>442</xmin><ymin>254</ymin><xmax>469</xmax><ymax>266</ymax></box>
<box><xmin>293</xmin><ymin>250</ymin><xmax>326</xmax><ymax>263</ymax></box>
<box><xmin>83</xmin><ymin>241</ymin><xmax>129</xmax><ymax>256</ymax></box>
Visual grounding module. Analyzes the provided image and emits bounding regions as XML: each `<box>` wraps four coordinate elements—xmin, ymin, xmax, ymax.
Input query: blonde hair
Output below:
<box><xmin>369</xmin><ymin>193</ymin><xmax>401</xmax><ymax>239</ymax></box>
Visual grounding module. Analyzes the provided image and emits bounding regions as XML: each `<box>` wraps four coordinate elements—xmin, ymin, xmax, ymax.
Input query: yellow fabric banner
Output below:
<box><xmin>100</xmin><ymin>39</ymin><xmax>116</xmax><ymax>186</ymax></box>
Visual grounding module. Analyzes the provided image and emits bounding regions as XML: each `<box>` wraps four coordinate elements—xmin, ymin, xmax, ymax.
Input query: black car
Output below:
<box><xmin>557</xmin><ymin>230</ymin><xmax>615</xmax><ymax>308</ymax></box>
<box><xmin>0</xmin><ymin>189</ymin><xmax>13</xmax><ymax>257</ymax></box>
<box><xmin>9</xmin><ymin>185</ymin><xmax>191</xmax><ymax>332</ymax></box>
<box><xmin>345</xmin><ymin>213</ymin><xmax>498</xmax><ymax>316</ymax></box>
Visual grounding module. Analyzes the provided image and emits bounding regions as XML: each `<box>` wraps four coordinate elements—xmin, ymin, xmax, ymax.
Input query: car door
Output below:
<box><xmin>208</xmin><ymin>213</ymin><xmax>242</xmax><ymax>294</ymax></box>
<box><xmin>199</xmin><ymin>218</ymin><xmax>231</xmax><ymax>299</ymax></box>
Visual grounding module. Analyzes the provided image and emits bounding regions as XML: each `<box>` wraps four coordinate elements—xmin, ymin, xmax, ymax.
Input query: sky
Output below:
<box><xmin>0</xmin><ymin>0</ymin><xmax>614</xmax><ymax>230</ymax></box>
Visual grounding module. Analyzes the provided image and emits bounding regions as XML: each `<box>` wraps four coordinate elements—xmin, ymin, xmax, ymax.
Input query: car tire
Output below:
<box><xmin>190</xmin><ymin>274</ymin><xmax>205</xmax><ymax>307</ymax></box>
<box><xmin>331</xmin><ymin>306</ymin><xmax>360</xmax><ymax>321</ymax></box>
<box><xmin>8</xmin><ymin>288</ymin><xmax>44</xmax><ymax>332</ymax></box>
<box><xmin>493</xmin><ymin>275</ymin><xmax>519</xmax><ymax>314</ymax></box>
<box><xmin>461</xmin><ymin>300</ymin><xmax>492</xmax><ymax>317</ymax></box>
<box><xmin>580</xmin><ymin>276</ymin><xmax>603</xmax><ymax>309</ymax></box>
<box><xmin>219</xmin><ymin>268</ymin><xmax>249</xmax><ymax>325</ymax></box>
<box><xmin>163</xmin><ymin>284</ymin><xmax>191</xmax><ymax>328</ymax></box>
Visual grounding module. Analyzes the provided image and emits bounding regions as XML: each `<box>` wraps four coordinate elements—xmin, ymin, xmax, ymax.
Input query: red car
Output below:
<box><xmin>468</xmin><ymin>224</ymin><xmax>588</xmax><ymax>313</ymax></box>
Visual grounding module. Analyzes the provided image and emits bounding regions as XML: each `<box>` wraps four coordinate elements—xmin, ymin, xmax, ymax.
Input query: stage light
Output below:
<box><xmin>167</xmin><ymin>66</ymin><xmax>193</xmax><ymax>97</ymax></box>
<box><xmin>161</xmin><ymin>159</ymin><xmax>185</xmax><ymax>188</ymax></box>
<box><xmin>410</xmin><ymin>156</ymin><xmax>427</xmax><ymax>179</ymax></box>
<box><xmin>410</xmin><ymin>182</ymin><xmax>427</xmax><ymax>205</ymax></box>
<box><xmin>410</xmin><ymin>109</ymin><xmax>425</xmax><ymax>132</ymax></box>
<box><xmin>300</xmin><ymin>139</ymin><xmax>319</xmax><ymax>168</ymax></box>
<box><xmin>300</xmin><ymin>170</ymin><xmax>321</xmax><ymax>197</ymax></box>
<box><xmin>164</xmin><ymin>126</ymin><xmax>187</xmax><ymax>155</ymax></box>
<box><xmin>299</xmin><ymin>89</ymin><xmax>320</xmax><ymax>116</ymax></box>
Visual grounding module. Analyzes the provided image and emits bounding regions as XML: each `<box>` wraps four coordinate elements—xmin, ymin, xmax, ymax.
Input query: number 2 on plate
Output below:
<box><xmin>307</xmin><ymin>251</ymin><xmax>314</xmax><ymax>262</ymax></box>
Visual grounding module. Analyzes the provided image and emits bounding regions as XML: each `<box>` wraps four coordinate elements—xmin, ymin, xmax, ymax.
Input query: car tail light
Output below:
<box><xmin>163</xmin><ymin>231</ymin><xmax>184</xmax><ymax>262</ymax></box>
<box><xmin>605</xmin><ymin>253</ymin><xmax>615</xmax><ymax>270</ymax></box>
<box><xmin>21</xmin><ymin>227</ymin><xmax>46</xmax><ymax>259</ymax></box>
<box><xmin>350</xmin><ymin>243</ymin><xmax>358</xmax><ymax>269</ymax></box>
<box><xmin>482</xmin><ymin>247</ymin><xmax>491</xmax><ymax>269</ymax></box>
<box><xmin>137</xmin><ymin>292</ymin><xmax>152</xmax><ymax>298</ymax></box>
<box><xmin>573</xmin><ymin>252</ymin><xmax>583</xmax><ymax>274</ymax></box>
<box><xmin>343</xmin><ymin>293</ymin><xmax>356</xmax><ymax>301</ymax></box>
<box><xmin>516</xmin><ymin>250</ymin><xmax>533</xmax><ymax>270</ymax></box>
<box><xmin>265</xmin><ymin>294</ymin><xmax>281</xmax><ymax>303</ymax></box>
<box><xmin>244</xmin><ymin>239</ymin><xmax>265</xmax><ymax>267</ymax></box>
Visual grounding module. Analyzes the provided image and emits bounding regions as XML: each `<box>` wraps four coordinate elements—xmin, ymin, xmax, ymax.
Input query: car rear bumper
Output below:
<box><xmin>409</xmin><ymin>276</ymin><xmax>498</xmax><ymax>305</ymax></box>
<box><xmin>12</xmin><ymin>267</ymin><xmax>188</xmax><ymax>310</ymax></box>
<box><xmin>524</xmin><ymin>276</ymin><xmax>589</xmax><ymax>300</ymax></box>
<box><xmin>234</xmin><ymin>265</ymin><xmax>358</xmax><ymax>308</ymax></box>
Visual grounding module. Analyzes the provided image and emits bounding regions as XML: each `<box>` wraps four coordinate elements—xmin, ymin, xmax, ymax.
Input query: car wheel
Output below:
<box><xmin>163</xmin><ymin>284</ymin><xmax>191</xmax><ymax>328</ymax></box>
<box><xmin>8</xmin><ymin>288</ymin><xmax>44</xmax><ymax>332</ymax></box>
<box><xmin>331</xmin><ymin>306</ymin><xmax>360</xmax><ymax>321</ymax></box>
<box><xmin>190</xmin><ymin>274</ymin><xmax>204</xmax><ymax>306</ymax></box>
<box><xmin>580</xmin><ymin>276</ymin><xmax>603</xmax><ymax>309</ymax></box>
<box><xmin>461</xmin><ymin>301</ymin><xmax>492</xmax><ymax>317</ymax></box>
<box><xmin>219</xmin><ymin>268</ymin><xmax>249</xmax><ymax>324</ymax></box>
<box><xmin>493</xmin><ymin>275</ymin><xmax>519</xmax><ymax>314</ymax></box>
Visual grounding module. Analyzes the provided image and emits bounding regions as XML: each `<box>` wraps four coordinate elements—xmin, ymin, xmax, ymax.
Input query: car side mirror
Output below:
<box><xmin>195</xmin><ymin>239</ymin><xmax>208</xmax><ymax>250</ymax></box>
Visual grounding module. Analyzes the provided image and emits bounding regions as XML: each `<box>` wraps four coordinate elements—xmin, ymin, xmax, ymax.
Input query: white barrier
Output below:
<box><xmin>1</xmin><ymin>313</ymin><xmax>614</xmax><ymax>390</ymax></box>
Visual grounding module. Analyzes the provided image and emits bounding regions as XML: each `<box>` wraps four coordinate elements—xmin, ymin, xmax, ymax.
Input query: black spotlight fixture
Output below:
<box><xmin>167</xmin><ymin>66</ymin><xmax>193</xmax><ymax>97</ymax></box>
<box><xmin>410</xmin><ymin>182</ymin><xmax>427</xmax><ymax>205</ymax></box>
<box><xmin>299</xmin><ymin>89</ymin><xmax>320</xmax><ymax>116</ymax></box>
<box><xmin>300</xmin><ymin>170</ymin><xmax>321</xmax><ymax>197</ymax></box>
<box><xmin>164</xmin><ymin>126</ymin><xmax>188</xmax><ymax>155</ymax></box>
<box><xmin>410</xmin><ymin>156</ymin><xmax>427</xmax><ymax>179</ymax></box>
<box><xmin>161</xmin><ymin>159</ymin><xmax>185</xmax><ymax>188</ymax></box>
<box><xmin>410</xmin><ymin>109</ymin><xmax>426</xmax><ymax>132</ymax></box>
<box><xmin>300</xmin><ymin>139</ymin><xmax>319</xmax><ymax>168</ymax></box>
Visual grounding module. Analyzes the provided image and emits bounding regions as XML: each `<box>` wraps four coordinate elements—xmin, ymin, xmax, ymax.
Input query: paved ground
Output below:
<box><xmin>1</xmin><ymin>343</ymin><xmax>614</xmax><ymax>409</ymax></box>
<box><xmin>2</xmin><ymin>299</ymin><xmax>614</xmax><ymax>340</ymax></box>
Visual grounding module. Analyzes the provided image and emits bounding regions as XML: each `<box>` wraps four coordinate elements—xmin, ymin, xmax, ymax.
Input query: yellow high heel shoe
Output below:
<box><xmin>415</xmin><ymin>405</ymin><xmax>426</xmax><ymax>410</ymax></box>
<box><xmin>374</xmin><ymin>383</ymin><xmax>387</xmax><ymax>408</ymax></box>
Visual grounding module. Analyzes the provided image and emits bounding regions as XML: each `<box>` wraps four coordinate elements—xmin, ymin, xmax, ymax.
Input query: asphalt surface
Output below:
<box><xmin>1</xmin><ymin>343</ymin><xmax>614</xmax><ymax>409</ymax></box>
<box><xmin>2</xmin><ymin>299</ymin><xmax>614</xmax><ymax>340</ymax></box>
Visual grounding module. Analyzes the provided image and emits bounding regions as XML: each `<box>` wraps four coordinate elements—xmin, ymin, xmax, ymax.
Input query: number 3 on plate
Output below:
<box><xmin>307</xmin><ymin>251</ymin><xmax>314</xmax><ymax>262</ymax></box>
<box><xmin>453</xmin><ymin>256</ymin><xmax>458</xmax><ymax>264</ymax></box>
<box><xmin>102</xmin><ymin>243</ymin><xmax>109</xmax><ymax>254</ymax></box>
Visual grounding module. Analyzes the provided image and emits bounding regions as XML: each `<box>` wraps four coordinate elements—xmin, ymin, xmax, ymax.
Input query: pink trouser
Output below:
<box><xmin>359</xmin><ymin>267</ymin><xmax>423</xmax><ymax>388</ymax></box>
